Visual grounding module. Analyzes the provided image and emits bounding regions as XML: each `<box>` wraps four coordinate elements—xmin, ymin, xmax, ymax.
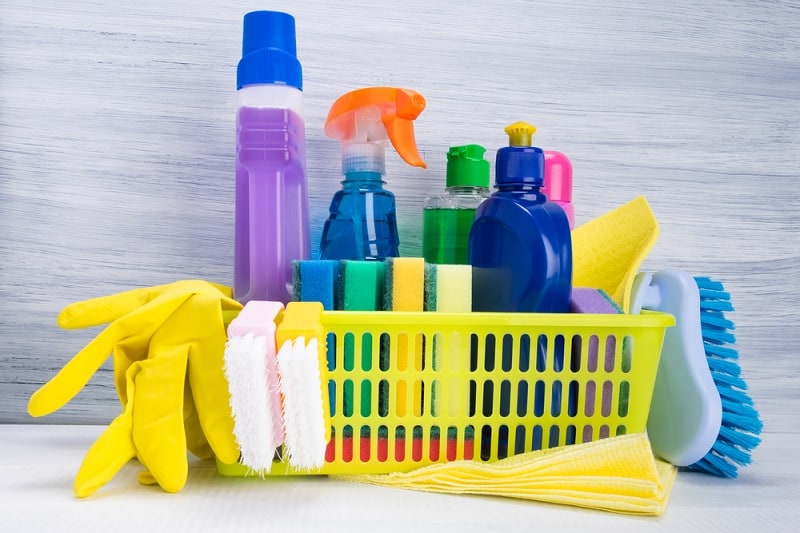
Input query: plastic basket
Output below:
<box><xmin>217</xmin><ymin>304</ymin><xmax>673</xmax><ymax>476</ymax></box>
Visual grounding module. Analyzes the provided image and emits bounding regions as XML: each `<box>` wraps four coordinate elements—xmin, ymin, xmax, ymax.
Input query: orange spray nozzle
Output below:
<box><xmin>324</xmin><ymin>87</ymin><xmax>427</xmax><ymax>169</ymax></box>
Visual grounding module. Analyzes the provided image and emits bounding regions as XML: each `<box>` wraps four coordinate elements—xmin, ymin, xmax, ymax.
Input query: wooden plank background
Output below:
<box><xmin>1</xmin><ymin>0</ymin><xmax>797</xmax><ymax>438</ymax></box>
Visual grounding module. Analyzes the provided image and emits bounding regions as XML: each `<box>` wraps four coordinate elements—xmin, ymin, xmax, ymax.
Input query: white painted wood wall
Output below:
<box><xmin>1</xmin><ymin>0</ymin><xmax>797</xmax><ymax>438</ymax></box>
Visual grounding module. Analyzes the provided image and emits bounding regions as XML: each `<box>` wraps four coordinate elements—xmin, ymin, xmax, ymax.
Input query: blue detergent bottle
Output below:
<box><xmin>468</xmin><ymin>121</ymin><xmax>573</xmax><ymax>459</ymax></box>
<box><xmin>319</xmin><ymin>87</ymin><xmax>427</xmax><ymax>260</ymax></box>
<box><xmin>469</xmin><ymin>121</ymin><xmax>572</xmax><ymax>313</ymax></box>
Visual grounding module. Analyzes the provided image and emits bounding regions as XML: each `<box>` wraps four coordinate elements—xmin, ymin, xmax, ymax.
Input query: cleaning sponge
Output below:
<box><xmin>424</xmin><ymin>263</ymin><xmax>472</xmax><ymax>312</ymax></box>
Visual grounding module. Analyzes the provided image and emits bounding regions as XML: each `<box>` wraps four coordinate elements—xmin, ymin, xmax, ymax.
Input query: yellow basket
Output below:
<box><xmin>217</xmin><ymin>304</ymin><xmax>673</xmax><ymax>476</ymax></box>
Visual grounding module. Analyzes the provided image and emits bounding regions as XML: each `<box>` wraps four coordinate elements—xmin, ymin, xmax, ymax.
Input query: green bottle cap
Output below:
<box><xmin>446</xmin><ymin>144</ymin><xmax>490</xmax><ymax>188</ymax></box>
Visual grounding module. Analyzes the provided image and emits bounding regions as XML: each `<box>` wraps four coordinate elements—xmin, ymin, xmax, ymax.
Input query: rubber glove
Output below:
<box><xmin>27</xmin><ymin>280</ymin><xmax>242</xmax><ymax>496</ymax></box>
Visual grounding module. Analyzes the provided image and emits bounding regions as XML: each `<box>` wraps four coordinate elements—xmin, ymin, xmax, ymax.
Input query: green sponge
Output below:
<box><xmin>337</xmin><ymin>260</ymin><xmax>386</xmax><ymax>311</ymax></box>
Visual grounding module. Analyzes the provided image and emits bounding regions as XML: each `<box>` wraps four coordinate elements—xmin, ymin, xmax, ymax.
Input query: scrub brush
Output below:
<box><xmin>630</xmin><ymin>269</ymin><xmax>762</xmax><ymax>478</ymax></box>
<box><xmin>223</xmin><ymin>301</ymin><xmax>285</xmax><ymax>474</ymax></box>
<box><xmin>275</xmin><ymin>301</ymin><xmax>332</xmax><ymax>471</ymax></box>
<box><xmin>685</xmin><ymin>276</ymin><xmax>762</xmax><ymax>477</ymax></box>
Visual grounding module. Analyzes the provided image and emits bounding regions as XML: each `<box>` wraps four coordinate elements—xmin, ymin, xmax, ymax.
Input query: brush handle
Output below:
<box><xmin>635</xmin><ymin>269</ymin><xmax>723</xmax><ymax>466</ymax></box>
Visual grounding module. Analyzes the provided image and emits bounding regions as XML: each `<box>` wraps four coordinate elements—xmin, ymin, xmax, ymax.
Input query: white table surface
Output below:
<box><xmin>1</xmin><ymin>424</ymin><xmax>797</xmax><ymax>531</ymax></box>
<box><xmin>1</xmin><ymin>0</ymin><xmax>798</xmax><ymax>528</ymax></box>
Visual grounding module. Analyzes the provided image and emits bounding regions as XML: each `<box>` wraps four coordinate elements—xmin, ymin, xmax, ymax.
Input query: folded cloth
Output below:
<box><xmin>571</xmin><ymin>196</ymin><xmax>659</xmax><ymax>312</ymax></box>
<box><xmin>334</xmin><ymin>433</ymin><xmax>677</xmax><ymax>516</ymax></box>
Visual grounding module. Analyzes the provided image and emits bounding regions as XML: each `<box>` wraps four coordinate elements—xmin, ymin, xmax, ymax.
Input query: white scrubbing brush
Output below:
<box><xmin>276</xmin><ymin>302</ymin><xmax>332</xmax><ymax>472</ymax></box>
<box><xmin>224</xmin><ymin>301</ymin><xmax>285</xmax><ymax>474</ymax></box>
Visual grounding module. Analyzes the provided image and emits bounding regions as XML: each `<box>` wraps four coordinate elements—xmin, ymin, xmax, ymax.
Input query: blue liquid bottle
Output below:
<box><xmin>468</xmin><ymin>121</ymin><xmax>573</xmax><ymax>459</ymax></box>
<box><xmin>319</xmin><ymin>87</ymin><xmax>427</xmax><ymax>260</ymax></box>
<box><xmin>469</xmin><ymin>121</ymin><xmax>572</xmax><ymax>313</ymax></box>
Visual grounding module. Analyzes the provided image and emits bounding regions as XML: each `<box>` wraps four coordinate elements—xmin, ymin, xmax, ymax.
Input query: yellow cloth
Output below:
<box><xmin>334</xmin><ymin>433</ymin><xmax>677</xmax><ymax>516</ymax></box>
<box><xmin>572</xmin><ymin>196</ymin><xmax>659</xmax><ymax>312</ymax></box>
<box><xmin>28</xmin><ymin>280</ymin><xmax>242</xmax><ymax>497</ymax></box>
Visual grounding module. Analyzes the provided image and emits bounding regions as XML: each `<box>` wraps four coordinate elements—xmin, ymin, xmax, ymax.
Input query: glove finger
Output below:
<box><xmin>137</xmin><ymin>469</ymin><xmax>158</xmax><ymax>486</ymax></box>
<box><xmin>184</xmin><ymin>376</ymin><xmax>214</xmax><ymax>460</ymax></box>
<box><xmin>57</xmin><ymin>283</ymin><xmax>172</xmax><ymax>329</ymax></box>
<box><xmin>29</xmin><ymin>290</ymin><xmax>196</xmax><ymax>418</ymax></box>
<box><xmin>73</xmin><ymin>363</ymin><xmax>140</xmax><ymax>498</ymax></box>
<box><xmin>28</xmin><ymin>323</ymin><xmax>125</xmax><ymax>418</ymax></box>
<box><xmin>132</xmin><ymin>344</ymin><xmax>189</xmax><ymax>494</ymax></box>
<box><xmin>157</xmin><ymin>294</ymin><xmax>238</xmax><ymax>465</ymax></box>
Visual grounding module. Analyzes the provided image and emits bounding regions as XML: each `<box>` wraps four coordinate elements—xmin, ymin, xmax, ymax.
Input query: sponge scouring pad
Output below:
<box><xmin>424</xmin><ymin>263</ymin><xmax>472</xmax><ymax>312</ymax></box>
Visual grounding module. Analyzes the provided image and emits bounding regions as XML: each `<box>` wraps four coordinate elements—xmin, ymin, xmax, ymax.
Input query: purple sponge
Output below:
<box><xmin>569</xmin><ymin>287</ymin><xmax>623</xmax><ymax>314</ymax></box>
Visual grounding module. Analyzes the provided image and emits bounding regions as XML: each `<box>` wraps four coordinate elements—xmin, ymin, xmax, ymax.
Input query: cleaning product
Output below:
<box><xmin>28</xmin><ymin>280</ymin><xmax>242</xmax><ymax>496</ymax></box>
<box><xmin>543</xmin><ymin>150</ymin><xmax>574</xmax><ymax>229</ymax></box>
<box><xmin>571</xmin><ymin>195</ymin><xmax>659</xmax><ymax>312</ymax></box>
<box><xmin>223</xmin><ymin>300</ymin><xmax>285</xmax><ymax>474</ymax></box>
<box><xmin>293</xmin><ymin>260</ymin><xmax>340</xmax><ymax>311</ymax></box>
<box><xmin>468</xmin><ymin>121</ymin><xmax>572</xmax><ymax>458</ymax></box>
<box><xmin>337</xmin><ymin>260</ymin><xmax>386</xmax><ymax>311</ymax></box>
<box><xmin>468</xmin><ymin>121</ymin><xmax>572</xmax><ymax>313</ymax></box>
<box><xmin>630</xmin><ymin>270</ymin><xmax>762</xmax><ymax>477</ymax></box>
<box><xmin>234</xmin><ymin>10</ymin><xmax>309</xmax><ymax>304</ymax></box>
<box><xmin>275</xmin><ymin>301</ymin><xmax>332</xmax><ymax>471</ymax></box>
<box><xmin>688</xmin><ymin>277</ymin><xmax>762</xmax><ymax>477</ymax></box>
<box><xmin>319</xmin><ymin>87</ymin><xmax>427</xmax><ymax>260</ymax></box>
<box><xmin>424</xmin><ymin>263</ymin><xmax>472</xmax><ymax>312</ymax></box>
<box><xmin>423</xmin><ymin>145</ymin><xmax>490</xmax><ymax>264</ymax></box>
<box><xmin>334</xmin><ymin>433</ymin><xmax>677</xmax><ymax>516</ymax></box>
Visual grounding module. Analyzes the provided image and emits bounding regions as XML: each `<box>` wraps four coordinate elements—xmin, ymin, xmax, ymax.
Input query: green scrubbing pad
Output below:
<box><xmin>337</xmin><ymin>260</ymin><xmax>386</xmax><ymax>311</ymax></box>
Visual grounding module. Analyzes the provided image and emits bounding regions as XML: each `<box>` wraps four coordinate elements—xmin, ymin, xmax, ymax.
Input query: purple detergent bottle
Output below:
<box><xmin>234</xmin><ymin>11</ymin><xmax>309</xmax><ymax>304</ymax></box>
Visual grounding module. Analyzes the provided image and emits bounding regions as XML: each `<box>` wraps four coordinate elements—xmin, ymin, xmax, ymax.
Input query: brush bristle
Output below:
<box><xmin>223</xmin><ymin>334</ymin><xmax>281</xmax><ymax>475</ymax></box>
<box><xmin>686</xmin><ymin>277</ymin><xmax>763</xmax><ymax>478</ymax></box>
<box><xmin>277</xmin><ymin>337</ymin><xmax>328</xmax><ymax>471</ymax></box>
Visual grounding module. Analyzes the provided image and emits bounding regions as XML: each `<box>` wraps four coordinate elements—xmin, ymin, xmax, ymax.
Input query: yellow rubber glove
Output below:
<box><xmin>27</xmin><ymin>280</ymin><xmax>242</xmax><ymax>496</ymax></box>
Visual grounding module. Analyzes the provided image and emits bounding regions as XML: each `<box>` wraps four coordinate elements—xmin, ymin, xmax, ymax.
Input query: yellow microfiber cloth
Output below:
<box><xmin>571</xmin><ymin>196</ymin><xmax>659</xmax><ymax>313</ymax></box>
<box><xmin>334</xmin><ymin>433</ymin><xmax>677</xmax><ymax>516</ymax></box>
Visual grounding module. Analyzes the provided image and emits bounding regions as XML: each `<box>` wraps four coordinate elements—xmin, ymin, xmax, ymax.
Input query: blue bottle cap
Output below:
<box><xmin>237</xmin><ymin>11</ymin><xmax>302</xmax><ymax>90</ymax></box>
<box><xmin>496</xmin><ymin>146</ymin><xmax>545</xmax><ymax>186</ymax></box>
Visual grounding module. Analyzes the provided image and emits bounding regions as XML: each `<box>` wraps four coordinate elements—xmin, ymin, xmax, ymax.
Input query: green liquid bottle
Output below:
<box><xmin>423</xmin><ymin>144</ymin><xmax>491</xmax><ymax>264</ymax></box>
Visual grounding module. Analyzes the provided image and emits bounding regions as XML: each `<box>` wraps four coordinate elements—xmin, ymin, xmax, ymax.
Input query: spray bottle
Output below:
<box><xmin>234</xmin><ymin>11</ymin><xmax>309</xmax><ymax>304</ymax></box>
<box><xmin>319</xmin><ymin>87</ymin><xmax>427</xmax><ymax>261</ymax></box>
<box><xmin>468</xmin><ymin>121</ymin><xmax>572</xmax><ymax>313</ymax></box>
<box><xmin>423</xmin><ymin>144</ymin><xmax>490</xmax><ymax>264</ymax></box>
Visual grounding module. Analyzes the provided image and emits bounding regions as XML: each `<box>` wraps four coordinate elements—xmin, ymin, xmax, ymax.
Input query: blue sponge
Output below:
<box><xmin>292</xmin><ymin>260</ymin><xmax>340</xmax><ymax>310</ymax></box>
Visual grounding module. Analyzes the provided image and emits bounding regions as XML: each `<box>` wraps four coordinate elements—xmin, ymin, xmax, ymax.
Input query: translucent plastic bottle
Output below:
<box><xmin>423</xmin><ymin>144</ymin><xmax>490</xmax><ymax>265</ymax></box>
<box><xmin>319</xmin><ymin>87</ymin><xmax>427</xmax><ymax>261</ymax></box>
<box><xmin>468</xmin><ymin>121</ymin><xmax>572</xmax><ymax>313</ymax></box>
<box><xmin>234</xmin><ymin>11</ymin><xmax>309</xmax><ymax>304</ymax></box>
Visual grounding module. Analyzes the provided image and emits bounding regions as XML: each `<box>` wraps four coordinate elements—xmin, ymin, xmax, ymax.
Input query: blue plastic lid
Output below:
<box><xmin>496</xmin><ymin>146</ymin><xmax>545</xmax><ymax>186</ymax></box>
<box><xmin>237</xmin><ymin>11</ymin><xmax>302</xmax><ymax>90</ymax></box>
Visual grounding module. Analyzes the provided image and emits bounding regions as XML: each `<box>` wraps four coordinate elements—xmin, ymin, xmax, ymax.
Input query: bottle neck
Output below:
<box><xmin>447</xmin><ymin>185</ymin><xmax>490</xmax><ymax>195</ymax></box>
<box><xmin>342</xmin><ymin>171</ymin><xmax>384</xmax><ymax>189</ymax></box>
<box><xmin>495</xmin><ymin>183</ymin><xmax>546</xmax><ymax>202</ymax></box>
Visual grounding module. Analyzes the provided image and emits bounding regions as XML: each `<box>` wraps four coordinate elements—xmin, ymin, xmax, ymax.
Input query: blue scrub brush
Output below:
<box><xmin>685</xmin><ymin>276</ymin><xmax>762</xmax><ymax>477</ymax></box>
<box><xmin>630</xmin><ymin>269</ymin><xmax>762</xmax><ymax>478</ymax></box>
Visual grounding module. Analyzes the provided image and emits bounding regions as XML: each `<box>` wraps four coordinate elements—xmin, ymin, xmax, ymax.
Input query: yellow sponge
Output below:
<box><xmin>424</xmin><ymin>263</ymin><xmax>472</xmax><ymax>312</ymax></box>
<box><xmin>571</xmin><ymin>196</ymin><xmax>659</xmax><ymax>313</ymax></box>
<box><xmin>384</xmin><ymin>257</ymin><xmax>425</xmax><ymax>311</ymax></box>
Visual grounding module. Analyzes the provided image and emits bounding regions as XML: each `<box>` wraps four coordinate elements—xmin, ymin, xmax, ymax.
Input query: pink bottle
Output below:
<box><xmin>543</xmin><ymin>150</ymin><xmax>574</xmax><ymax>229</ymax></box>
